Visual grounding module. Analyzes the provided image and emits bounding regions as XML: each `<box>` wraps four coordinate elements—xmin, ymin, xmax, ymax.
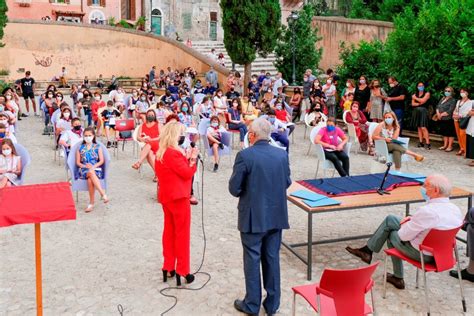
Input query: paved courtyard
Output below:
<box><xmin>1</xmin><ymin>98</ymin><xmax>473</xmax><ymax>315</ymax></box>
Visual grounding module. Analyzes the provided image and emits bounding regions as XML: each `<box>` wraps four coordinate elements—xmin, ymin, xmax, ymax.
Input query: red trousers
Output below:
<box><xmin>162</xmin><ymin>197</ymin><xmax>191</xmax><ymax>276</ymax></box>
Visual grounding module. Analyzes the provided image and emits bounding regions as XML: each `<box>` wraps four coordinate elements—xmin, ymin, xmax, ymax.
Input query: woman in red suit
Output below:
<box><xmin>155</xmin><ymin>121</ymin><xmax>199</xmax><ymax>286</ymax></box>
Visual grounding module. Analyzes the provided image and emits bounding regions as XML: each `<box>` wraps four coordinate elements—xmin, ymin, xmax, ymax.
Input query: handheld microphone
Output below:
<box><xmin>190</xmin><ymin>142</ymin><xmax>203</xmax><ymax>162</ymax></box>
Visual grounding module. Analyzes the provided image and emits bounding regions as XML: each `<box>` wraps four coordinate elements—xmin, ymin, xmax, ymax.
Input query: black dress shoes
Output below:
<box><xmin>386</xmin><ymin>273</ymin><xmax>405</xmax><ymax>289</ymax></box>
<box><xmin>449</xmin><ymin>269</ymin><xmax>474</xmax><ymax>282</ymax></box>
<box><xmin>234</xmin><ymin>299</ymin><xmax>258</xmax><ymax>316</ymax></box>
<box><xmin>345</xmin><ymin>246</ymin><xmax>372</xmax><ymax>264</ymax></box>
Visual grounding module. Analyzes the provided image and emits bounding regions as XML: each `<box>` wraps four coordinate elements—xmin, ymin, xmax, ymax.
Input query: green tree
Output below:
<box><xmin>220</xmin><ymin>0</ymin><xmax>281</xmax><ymax>88</ymax></box>
<box><xmin>348</xmin><ymin>0</ymin><xmax>425</xmax><ymax>22</ymax></box>
<box><xmin>0</xmin><ymin>0</ymin><xmax>8</xmax><ymax>47</ymax></box>
<box><xmin>274</xmin><ymin>4</ymin><xmax>323</xmax><ymax>85</ymax></box>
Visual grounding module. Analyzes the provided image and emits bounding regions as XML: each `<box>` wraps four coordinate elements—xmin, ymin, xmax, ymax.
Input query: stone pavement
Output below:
<box><xmin>1</xmin><ymin>102</ymin><xmax>473</xmax><ymax>315</ymax></box>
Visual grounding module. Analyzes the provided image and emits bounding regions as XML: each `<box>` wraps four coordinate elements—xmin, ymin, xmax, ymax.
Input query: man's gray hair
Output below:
<box><xmin>250</xmin><ymin>117</ymin><xmax>271</xmax><ymax>141</ymax></box>
<box><xmin>427</xmin><ymin>174</ymin><xmax>452</xmax><ymax>196</ymax></box>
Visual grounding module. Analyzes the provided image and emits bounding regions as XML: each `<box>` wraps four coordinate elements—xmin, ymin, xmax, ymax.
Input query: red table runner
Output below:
<box><xmin>0</xmin><ymin>182</ymin><xmax>76</xmax><ymax>227</ymax></box>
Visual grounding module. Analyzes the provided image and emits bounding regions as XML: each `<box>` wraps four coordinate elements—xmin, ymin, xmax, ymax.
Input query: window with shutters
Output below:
<box><xmin>210</xmin><ymin>11</ymin><xmax>217</xmax><ymax>22</ymax></box>
<box><xmin>182</xmin><ymin>13</ymin><xmax>192</xmax><ymax>30</ymax></box>
<box><xmin>50</xmin><ymin>0</ymin><xmax>68</xmax><ymax>3</ymax></box>
<box><xmin>121</xmin><ymin>0</ymin><xmax>135</xmax><ymax>20</ymax></box>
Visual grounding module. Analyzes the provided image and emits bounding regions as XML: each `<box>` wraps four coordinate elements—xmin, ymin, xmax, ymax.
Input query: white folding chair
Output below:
<box><xmin>374</xmin><ymin>137</ymin><xmax>412</xmax><ymax>168</ymax></box>
<box><xmin>346</xmin><ymin>123</ymin><xmax>360</xmax><ymax>154</ymax></box>
<box><xmin>314</xmin><ymin>142</ymin><xmax>352</xmax><ymax>178</ymax></box>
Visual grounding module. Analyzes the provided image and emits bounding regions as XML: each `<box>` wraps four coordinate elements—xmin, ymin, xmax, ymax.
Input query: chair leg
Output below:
<box><xmin>315</xmin><ymin>161</ymin><xmax>319</xmax><ymax>178</ymax></box>
<box><xmin>415</xmin><ymin>268</ymin><xmax>419</xmax><ymax>289</ymax></box>
<box><xmin>421</xmin><ymin>255</ymin><xmax>430</xmax><ymax>315</ymax></box>
<box><xmin>454</xmin><ymin>245</ymin><xmax>467</xmax><ymax>312</ymax></box>
<box><xmin>383</xmin><ymin>254</ymin><xmax>388</xmax><ymax>298</ymax></box>
<box><xmin>306</xmin><ymin>143</ymin><xmax>312</xmax><ymax>156</ymax></box>
<box><xmin>292</xmin><ymin>293</ymin><xmax>296</xmax><ymax>316</ymax></box>
<box><xmin>331</xmin><ymin>169</ymin><xmax>335</xmax><ymax>178</ymax></box>
<box><xmin>304</xmin><ymin>125</ymin><xmax>307</xmax><ymax>139</ymax></box>
<box><xmin>75</xmin><ymin>191</ymin><xmax>78</xmax><ymax>202</ymax></box>
<box><xmin>370</xmin><ymin>289</ymin><xmax>376</xmax><ymax>314</ymax></box>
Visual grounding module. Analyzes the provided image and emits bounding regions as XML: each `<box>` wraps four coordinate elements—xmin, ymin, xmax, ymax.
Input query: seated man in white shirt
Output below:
<box><xmin>58</xmin><ymin>118</ymin><xmax>83</xmax><ymax>155</ymax></box>
<box><xmin>346</xmin><ymin>174</ymin><xmax>463</xmax><ymax>289</ymax></box>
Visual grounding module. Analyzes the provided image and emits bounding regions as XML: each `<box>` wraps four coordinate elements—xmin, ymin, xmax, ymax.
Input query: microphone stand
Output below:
<box><xmin>377</xmin><ymin>162</ymin><xmax>393</xmax><ymax>195</ymax></box>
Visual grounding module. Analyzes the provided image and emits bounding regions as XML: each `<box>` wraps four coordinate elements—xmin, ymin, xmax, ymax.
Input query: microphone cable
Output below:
<box><xmin>158</xmin><ymin>158</ymin><xmax>211</xmax><ymax>316</ymax></box>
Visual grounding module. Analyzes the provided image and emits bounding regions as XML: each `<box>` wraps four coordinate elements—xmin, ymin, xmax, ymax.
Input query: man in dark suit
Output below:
<box><xmin>229</xmin><ymin>117</ymin><xmax>292</xmax><ymax>316</ymax></box>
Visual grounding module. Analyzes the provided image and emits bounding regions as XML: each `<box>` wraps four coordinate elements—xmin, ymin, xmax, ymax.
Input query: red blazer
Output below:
<box><xmin>155</xmin><ymin>147</ymin><xmax>196</xmax><ymax>204</ymax></box>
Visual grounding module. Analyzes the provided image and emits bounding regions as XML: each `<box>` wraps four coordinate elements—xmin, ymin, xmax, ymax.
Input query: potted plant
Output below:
<box><xmin>135</xmin><ymin>16</ymin><xmax>146</xmax><ymax>31</ymax></box>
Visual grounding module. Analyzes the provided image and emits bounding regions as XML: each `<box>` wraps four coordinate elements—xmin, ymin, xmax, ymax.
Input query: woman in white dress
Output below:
<box><xmin>0</xmin><ymin>139</ymin><xmax>22</xmax><ymax>188</ymax></box>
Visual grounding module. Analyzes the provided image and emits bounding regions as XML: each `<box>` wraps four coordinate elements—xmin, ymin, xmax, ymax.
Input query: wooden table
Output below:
<box><xmin>283</xmin><ymin>182</ymin><xmax>473</xmax><ymax>280</ymax></box>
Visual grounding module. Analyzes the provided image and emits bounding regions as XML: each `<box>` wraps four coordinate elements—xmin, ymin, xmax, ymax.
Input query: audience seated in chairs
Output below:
<box><xmin>91</xmin><ymin>92</ymin><xmax>105</xmax><ymax>128</ymax></box>
<box><xmin>274</xmin><ymin>99</ymin><xmax>295</xmax><ymax>135</ymax></box>
<box><xmin>345</xmin><ymin>101</ymin><xmax>369</xmax><ymax>152</ymax></box>
<box><xmin>372</xmin><ymin>111</ymin><xmax>424</xmax><ymax>170</ymax></box>
<box><xmin>227</xmin><ymin>98</ymin><xmax>248</xmax><ymax>148</ymax></box>
<box><xmin>75</xmin><ymin>127</ymin><xmax>109</xmax><ymax>212</ymax></box>
<box><xmin>102</xmin><ymin>100</ymin><xmax>122</xmax><ymax>148</ymax></box>
<box><xmin>0</xmin><ymin>116</ymin><xmax>16</xmax><ymax>143</ymax></box>
<box><xmin>314</xmin><ymin>117</ymin><xmax>350</xmax><ymax>177</ymax></box>
<box><xmin>0</xmin><ymin>139</ymin><xmax>22</xmax><ymax>188</ymax></box>
<box><xmin>197</xmin><ymin>97</ymin><xmax>216</xmax><ymax>119</ymax></box>
<box><xmin>132</xmin><ymin>109</ymin><xmax>160</xmax><ymax>180</ymax></box>
<box><xmin>267</xmin><ymin>109</ymin><xmax>290</xmax><ymax>153</ymax></box>
<box><xmin>56</xmin><ymin>107</ymin><xmax>73</xmax><ymax>137</ymax></box>
<box><xmin>207</xmin><ymin>115</ymin><xmax>227</xmax><ymax>172</ymax></box>
<box><xmin>58</xmin><ymin>118</ymin><xmax>83</xmax><ymax>156</ymax></box>
<box><xmin>0</xmin><ymin>123</ymin><xmax>17</xmax><ymax>144</ymax></box>
<box><xmin>178</xmin><ymin>101</ymin><xmax>198</xmax><ymax>143</ymax></box>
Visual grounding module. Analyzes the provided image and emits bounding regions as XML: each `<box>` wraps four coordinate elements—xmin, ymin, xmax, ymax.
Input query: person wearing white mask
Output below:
<box><xmin>56</xmin><ymin>107</ymin><xmax>73</xmax><ymax>136</ymax></box>
<box><xmin>75</xmin><ymin>127</ymin><xmax>109</xmax><ymax>212</ymax></box>
<box><xmin>354</xmin><ymin>75</ymin><xmax>371</xmax><ymax>118</ymax></box>
<box><xmin>322</xmin><ymin>77</ymin><xmax>336</xmax><ymax>117</ymax></box>
<box><xmin>372</xmin><ymin>111</ymin><xmax>424</xmax><ymax>170</ymax></box>
<box><xmin>0</xmin><ymin>139</ymin><xmax>22</xmax><ymax>188</ymax></box>
<box><xmin>346</xmin><ymin>174</ymin><xmax>463</xmax><ymax>290</ymax></box>
<box><xmin>206</xmin><ymin>115</ymin><xmax>226</xmax><ymax>172</ymax></box>
<box><xmin>59</xmin><ymin>117</ymin><xmax>83</xmax><ymax>155</ymax></box>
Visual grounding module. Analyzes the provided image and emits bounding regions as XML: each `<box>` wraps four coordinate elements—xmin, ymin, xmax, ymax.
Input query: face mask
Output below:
<box><xmin>58</xmin><ymin>96</ymin><xmax>64</xmax><ymax>100</ymax></box>
<box><xmin>385</xmin><ymin>117</ymin><xmax>394</xmax><ymax>125</ymax></box>
<box><xmin>327</xmin><ymin>125</ymin><xmax>336</xmax><ymax>132</ymax></box>
<box><xmin>211</xmin><ymin>122</ymin><xmax>218</xmax><ymax>128</ymax></box>
<box><xmin>182</xmin><ymin>107</ymin><xmax>188</xmax><ymax>112</ymax></box>
<box><xmin>84</xmin><ymin>136</ymin><xmax>94</xmax><ymax>143</ymax></box>
<box><xmin>84</xmin><ymin>94</ymin><xmax>89</xmax><ymax>98</ymax></box>
<box><xmin>346</xmin><ymin>83</ymin><xmax>350</xmax><ymax>88</ymax></box>
<box><xmin>48</xmin><ymin>95</ymin><xmax>53</xmax><ymax>99</ymax></box>
<box><xmin>266</xmin><ymin>76</ymin><xmax>270</xmax><ymax>79</ymax></box>
<box><xmin>359</xmin><ymin>79</ymin><xmax>366</xmax><ymax>85</ymax></box>
<box><xmin>73</xmin><ymin>125</ymin><xmax>82</xmax><ymax>131</ymax></box>
<box><xmin>95</xmin><ymin>96</ymin><xmax>100</xmax><ymax>101</ymax></box>
<box><xmin>233</xmin><ymin>103</ymin><xmax>238</xmax><ymax>108</ymax></box>
<box><xmin>178</xmin><ymin>135</ymin><xmax>185</xmax><ymax>146</ymax></box>
<box><xmin>63</xmin><ymin>112</ymin><xmax>70</xmax><ymax>119</ymax></box>
<box><xmin>315</xmin><ymin>108</ymin><xmax>321</xmax><ymax>112</ymax></box>
<box><xmin>6</xmin><ymin>95</ymin><xmax>12</xmax><ymax>100</ymax></box>
<box><xmin>2</xmin><ymin>149</ymin><xmax>11</xmax><ymax>156</ymax></box>
<box><xmin>444</xmin><ymin>91</ymin><xmax>451</xmax><ymax>97</ymax></box>
<box><xmin>141</xmin><ymin>97</ymin><xmax>147</xmax><ymax>101</ymax></box>
<box><xmin>133</xmin><ymin>92</ymin><xmax>138</xmax><ymax>96</ymax></box>
<box><xmin>460</xmin><ymin>92</ymin><xmax>467</xmax><ymax>98</ymax></box>
<box><xmin>276</xmin><ymin>105</ymin><xmax>282</xmax><ymax>110</ymax></box>
<box><xmin>0</xmin><ymin>119</ymin><xmax>7</xmax><ymax>125</ymax></box>
<box><xmin>417</xmin><ymin>86</ymin><xmax>424</xmax><ymax>92</ymax></box>
<box><xmin>420</xmin><ymin>187</ymin><xmax>429</xmax><ymax>201</ymax></box>
<box><xmin>0</xmin><ymin>132</ymin><xmax>5</xmax><ymax>138</ymax></box>
<box><xmin>303</xmin><ymin>78</ymin><xmax>308</xmax><ymax>82</ymax></box>
<box><xmin>0</xmin><ymin>106</ymin><xmax>3</xmax><ymax>112</ymax></box>
<box><xmin>107</xmin><ymin>107</ymin><xmax>113</xmax><ymax>111</ymax></box>
<box><xmin>268</xmin><ymin>117</ymin><xmax>276</xmax><ymax>124</ymax></box>
<box><xmin>327</xmin><ymin>80</ymin><xmax>332</xmax><ymax>85</ymax></box>
<box><xmin>146</xmin><ymin>115</ymin><xmax>155</xmax><ymax>122</ymax></box>
<box><xmin>389</xmin><ymin>83</ymin><xmax>395</xmax><ymax>88</ymax></box>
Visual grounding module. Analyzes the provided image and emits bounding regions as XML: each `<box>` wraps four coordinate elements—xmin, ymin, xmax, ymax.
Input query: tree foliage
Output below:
<box><xmin>337</xmin><ymin>0</ymin><xmax>473</xmax><ymax>98</ymax></box>
<box><xmin>0</xmin><ymin>0</ymin><xmax>8</xmax><ymax>47</ymax></box>
<box><xmin>274</xmin><ymin>4</ymin><xmax>323</xmax><ymax>85</ymax></box>
<box><xmin>348</xmin><ymin>0</ymin><xmax>425</xmax><ymax>22</ymax></box>
<box><xmin>220</xmin><ymin>0</ymin><xmax>281</xmax><ymax>85</ymax></box>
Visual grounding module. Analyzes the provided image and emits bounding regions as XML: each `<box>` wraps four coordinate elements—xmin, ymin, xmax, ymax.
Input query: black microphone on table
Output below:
<box><xmin>190</xmin><ymin>142</ymin><xmax>203</xmax><ymax>163</ymax></box>
<box><xmin>377</xmin><ymin>162</ymin><xmax>393</xmax><ymax>195</ymax></box>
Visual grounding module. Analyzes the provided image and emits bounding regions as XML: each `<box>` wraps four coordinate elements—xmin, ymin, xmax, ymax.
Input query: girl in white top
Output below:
<box><xmin>110</xmin><ymin>87</ymin><xmax>126</xmax><ymax>110</ymax></box>
<box><xmin>0</xmin><ymin>139</ymin><xmax>22</xmax><ymax>188</ymax></box>
<box><xmin>453</xmin><ymin>88</ymin><xmax>474</xmax><ymax>157</ymax></box>
<box><xmin>213</xmin><ymin>89</ymin><xmax>228</xmax><ymax>113</ymax></box>
<box><xmin>198</xmin><ymin>97</ymin><xmax>216</xmax><ymax>119</ymax></box>
<box><xmin>206</xmin><ymin>115</ymin><xmax>227</xmax><ymax>172</ymax></box>
<box><xmin>56</xmin><ymin>107</ymin><xmax>73</xmax><ymax>136</ymax></box>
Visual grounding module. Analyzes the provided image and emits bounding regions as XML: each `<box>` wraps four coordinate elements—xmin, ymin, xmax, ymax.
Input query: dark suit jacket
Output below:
<box><xmin>229</xmin><ymin>140</ymin><xmax>291</xmax><ymax>233</ymax></box>
<box><xmin>155</xmin><ymin>148</ymin><xmax>196</xmax><ymax>204</ymax></box>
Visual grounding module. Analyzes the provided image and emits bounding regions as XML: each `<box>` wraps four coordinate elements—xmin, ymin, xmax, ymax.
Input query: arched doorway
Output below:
<box><xmin>151</xmin><ymin>9</ymin><xmax>162</xmax><ymax>35</ymax></box>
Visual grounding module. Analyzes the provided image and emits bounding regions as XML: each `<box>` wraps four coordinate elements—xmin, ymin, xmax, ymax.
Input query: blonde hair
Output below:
<box><xmin>383</xmin><ymin>111</ymin><xmax>400</xmax><ymax>130</ymax></box>
<box><xmin>156</xmin><ymin>121</ymin><xmax>185</xmax><ymax>162</ymax></box>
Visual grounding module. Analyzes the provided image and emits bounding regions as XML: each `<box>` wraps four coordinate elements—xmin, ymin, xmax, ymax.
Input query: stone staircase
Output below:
<box><xmin>192</xmin><ymin>41</ymin><xmax>278</xmax><ymax>76</ymax></box>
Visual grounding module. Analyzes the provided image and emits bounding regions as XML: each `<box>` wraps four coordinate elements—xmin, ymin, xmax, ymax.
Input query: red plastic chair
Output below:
<box><xmin>292</xmin><ymin>262</ymin><xmax>379</xmax><ymax>316</ymax></box>
<box><xmin>113</xmin><ymin>118</ymin><xmax>135</xmax><ymax>158</ymax></box>
<box><xmin>224</xmin><ymin>112</ymin><xmax>240</xmax><ymax>148</ymax></box>
<box><xmin>383</xmin><ymin>226</ymin><xmax>466</xmax><ymax>315</ymax></box>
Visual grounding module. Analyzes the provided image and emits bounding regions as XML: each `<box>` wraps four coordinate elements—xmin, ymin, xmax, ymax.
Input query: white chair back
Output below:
<box><xmin>342</xmin><ymin>110</ymin><xmax>350</xmax><ymax>124</ymax></box>
<box><xmin>368</xmin><ymin>122</ymin><xmax>379</xmax><ymax>137</ymax></box>
<box><xmin>198</xmin><ymin>118</ymin><xmax>210</xmax><ymax>136</ymax></box>
<box><xmin>309</xmin><ymin>126</ymin><xmax>322</xmax><ymax>145</ymax></box>
<box><xmin>347</xmin><ymin>123</ymin><xmax>359</xmax><ymax>145</ymax></box>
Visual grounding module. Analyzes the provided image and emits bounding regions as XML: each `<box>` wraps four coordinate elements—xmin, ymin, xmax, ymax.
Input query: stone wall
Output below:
<box><xmin>0</xmin><ymin>20</ymin><xmax>229</xmax><ymax>85</ymax></box>
<box><xmin>312</xmin><ymin>16</ymin><xmax>394</xmax><ymax>70</ymax></box>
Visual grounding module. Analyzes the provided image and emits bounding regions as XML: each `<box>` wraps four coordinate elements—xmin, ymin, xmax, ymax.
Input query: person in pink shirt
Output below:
<box><xmin>314</xmin><ymin>117</ymin><xmax>350</xmax><ymax>176</ymax></box>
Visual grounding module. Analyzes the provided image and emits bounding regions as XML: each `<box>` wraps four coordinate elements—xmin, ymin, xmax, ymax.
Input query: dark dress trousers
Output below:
<box><xmin>229</xmin><ymin>140</ymin><xmax>291</xmax><ymax>315</ymax></box>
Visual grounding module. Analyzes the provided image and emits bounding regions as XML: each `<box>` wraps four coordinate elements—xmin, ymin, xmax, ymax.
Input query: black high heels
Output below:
<box><xmin>162</xmin><ymin>270</ymin><xmax>176</xmax><ymax>282</ymax></box>
<box><xmin>176</xmin><ymin>273</ymin><xmax>195</xmax><ymax>286</ymax></box>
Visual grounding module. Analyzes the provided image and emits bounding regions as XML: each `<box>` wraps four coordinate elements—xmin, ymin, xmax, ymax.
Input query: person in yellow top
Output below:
<box><xmin>343</xmin><ymin>92</ymin><xmax>354</xmax><ymax>111</ymax></box>
<box><xmin>241</xmin><ymin>94</ymin><xmax>260</xmax><ymax>122</ymax></box>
